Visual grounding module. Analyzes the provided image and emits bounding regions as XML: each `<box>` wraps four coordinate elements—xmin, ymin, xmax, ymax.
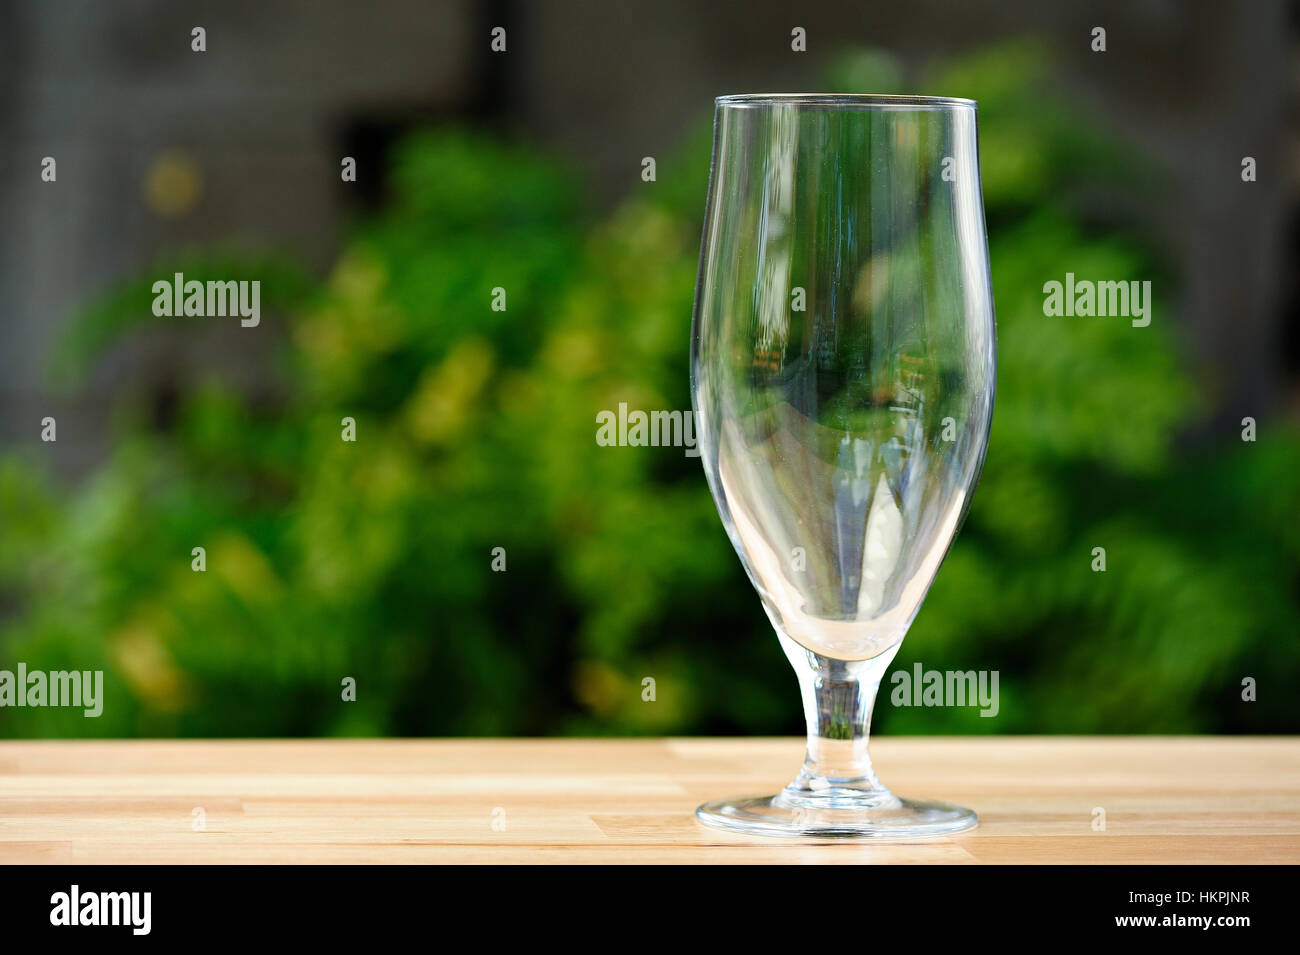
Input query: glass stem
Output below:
<box><xmin>776</xmin><ymin>633</ymin><xmax>901</xmax><ymax>807</ymax></box>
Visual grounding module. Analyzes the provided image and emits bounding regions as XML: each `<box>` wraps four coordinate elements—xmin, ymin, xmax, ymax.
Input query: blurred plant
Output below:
<box><xmin>2</xmin><ymin>42</ymin><xmax>1297</xmax><ymax>738</ymax></box>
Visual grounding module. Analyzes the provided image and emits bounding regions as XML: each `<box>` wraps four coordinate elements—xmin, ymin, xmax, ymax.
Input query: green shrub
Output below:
<box><xmin>2</xmin><ymin>43</ymin><xmax>1296</xmax><ymax>737</ymax></box>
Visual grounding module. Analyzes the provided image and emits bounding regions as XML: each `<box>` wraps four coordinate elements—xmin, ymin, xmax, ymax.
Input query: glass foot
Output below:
<box><xmin>696</xmin><ymin>792</ymin><xmax>977</xmax><ymax>839</ymax></box>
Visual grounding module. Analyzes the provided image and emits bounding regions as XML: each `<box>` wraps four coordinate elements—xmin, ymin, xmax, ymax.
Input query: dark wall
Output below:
<box><xmin>1</xmin><ymin>0</ymin><xmax>1295</xmax><ymax>473</ymax></box>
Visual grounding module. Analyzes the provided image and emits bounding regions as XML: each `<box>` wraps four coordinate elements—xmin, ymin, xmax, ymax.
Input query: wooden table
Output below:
<box><xmin>1</xmin><ymin>737</ymin><xmax>1297</xmax><ymax>864</ymax></box>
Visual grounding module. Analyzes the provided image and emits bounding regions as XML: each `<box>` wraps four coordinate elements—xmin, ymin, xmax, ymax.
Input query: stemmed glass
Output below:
<box><xmin>690</xmin><ymin>94</ymin><xmax>996</xmax><ymax>837</ymax></box>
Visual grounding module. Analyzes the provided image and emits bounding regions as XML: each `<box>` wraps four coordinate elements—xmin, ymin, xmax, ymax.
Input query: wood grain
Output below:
<box><xmin>1</xmin><ymin>737</ymin><xmax>1296</xmax><ymax>864</ymax></box>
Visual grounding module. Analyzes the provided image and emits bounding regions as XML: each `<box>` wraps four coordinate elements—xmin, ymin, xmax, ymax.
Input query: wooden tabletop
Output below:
<box><xmin>1</xmin><ymin>737</ymin><xmax>1297</xmax><ymax>864</ymax></box>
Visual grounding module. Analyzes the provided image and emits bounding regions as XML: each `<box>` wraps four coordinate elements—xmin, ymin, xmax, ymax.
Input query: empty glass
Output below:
<box><xmin>690</xmin><ymin>94</ymin><xmax>996</xmax><ymax>837</ymax></box>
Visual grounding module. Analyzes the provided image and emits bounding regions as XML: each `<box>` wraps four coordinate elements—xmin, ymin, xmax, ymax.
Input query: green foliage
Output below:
<box><xmin>2</xmin><ymin>43</ymin><xmax>1297</xmax><ymax>738</ymax></box>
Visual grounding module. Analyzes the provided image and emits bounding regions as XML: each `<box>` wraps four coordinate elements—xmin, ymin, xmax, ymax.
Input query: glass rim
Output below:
<box><xmin>715</xmin><ymin>93</ymin><xmax>977</xmax><ymax>110</ymax></box>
